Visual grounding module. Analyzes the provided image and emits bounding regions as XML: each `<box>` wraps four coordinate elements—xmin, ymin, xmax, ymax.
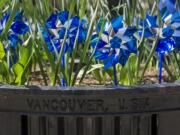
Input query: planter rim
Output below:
<box><xmin>0</xmin><ymin>82</ymin><xmax>180</xmax><ymax>115</ymax></box>
<box><xmin>0</xmin><ymin>81</ymin><xmax>180</xmax><ymax>91</ymax></box>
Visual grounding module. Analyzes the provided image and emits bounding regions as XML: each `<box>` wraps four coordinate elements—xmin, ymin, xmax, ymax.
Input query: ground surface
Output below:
<box><xmin>28</xmin><ymin>67</ymin><xmax>173</xmax><ymax>86</ymax></box>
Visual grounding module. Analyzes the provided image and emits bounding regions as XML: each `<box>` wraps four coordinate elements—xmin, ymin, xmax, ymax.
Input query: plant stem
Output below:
<box><xmin>136</xmin><ymin>27</ymin><xmax>145</xmax><ymax>81</ymax></box>
<box><xmin>140</xmin><ymin>37</ymin><xmax>159</xmax><ymax>82</ymax></box>
<box><xmin>61</xmin><ymin>55</ymin><xmax>66</xmax><ymax>86</ymax></box>
<box><xmin>53</xmin><ymin>1</ymin><xmax>76</xmax><ymax>86</ymax></box>
<box><xmin>34</xmin><ymin>45</ymin><xmax>48</xmax><ymax>85</ymax></box>
<box><xmin>78</xmin><ymin>16</ymin><xmax>106</xmax><ymax>85</ymax></box>
<box><xmin>128</xmin><ymin>59</ymin><xmax>133</xmax><ymax>85</ymax></box>
<box><xmin>158</xmin><ymin>53</ymin><xmax>163</xmax><ymax>83</ymax></box>
<box><xmin>53</xmin><ymin>30</ymin><xmax>68</xmax><ymax>86</ymax></box>
<box><xmin>71</xmin><ymin>0</ymin><xmax>100</xmax><ymax>86</ymax></box>
<box><xmin>163</xmin><ymin>57</ymin><xmax>176</xmax><ymax>81</ymax></box>
<box><xmin>113</xmin><ymin>64</ymin><xmax>118</xmax><ymax>86</ymax></box>
<box><xmin>69</xmin><ymin>29</ymin><xmax>80</xmax><ymax>85</ymax></box>
<box><xmin>173</xmin><ymin>52</ymin><xmax>180</xmax><ymax>76</ymax></box>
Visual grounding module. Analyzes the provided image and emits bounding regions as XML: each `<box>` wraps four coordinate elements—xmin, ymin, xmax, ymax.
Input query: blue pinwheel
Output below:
<box><xmin>43</xmin><ymin>11</ymin><xmax>88</xmax><ymax>52</ymax></box>
<box><xmin>42</xmin><ymin>10</ymin><xmax>88</xmax><ymax>86</ymax></box>
<box><xmin>138</xmin><ymin>0</ymin><xmax>180</xmax><ymax>83</ymax></box>
<box><xmin>92</xmin><ymin>17</ymin><xmax>137</xmax><ymax>86</ymax></box>
<box><xmin>0</xmin><ymin>11</ymin><xmax>29</xmax><ymax>49</ymax></box>
<box><xmin>0</xmin><ymin>13</ymin><xmax>9</xmax><ymax>34</ymax></box>
<box><xmin>0</xmin><ymin>11</ymin><xmax>29</xmax><ymax>66</ymax></box>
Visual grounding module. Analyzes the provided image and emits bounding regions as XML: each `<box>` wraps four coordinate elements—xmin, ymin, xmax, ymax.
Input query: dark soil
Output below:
<box><xmin>28</xmin><ymin>67</ymin><xmax>174</xmax><ymax>86</ymax></box>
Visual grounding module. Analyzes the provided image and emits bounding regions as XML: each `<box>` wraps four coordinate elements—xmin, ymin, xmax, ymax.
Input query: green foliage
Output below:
<box><xmin>0</xmin><ymin>42</ymin><xmax>5</xmax><ymax>60</ymax></box>
<box><xmin>0</xmin><ymin>0</ymin><xmax>179</xmax><ymax>86</ymax></box>
<box><xmin>12</xmin><ymin>45</ymin><xmax>32</xmax><ymax>85</ymax></box>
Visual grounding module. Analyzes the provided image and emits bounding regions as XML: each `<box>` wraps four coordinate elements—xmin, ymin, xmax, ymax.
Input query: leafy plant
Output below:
<box><xmin>0</xmin><ymin>0</ymin><xmax>179</xmax><ymax>87</ymax></box>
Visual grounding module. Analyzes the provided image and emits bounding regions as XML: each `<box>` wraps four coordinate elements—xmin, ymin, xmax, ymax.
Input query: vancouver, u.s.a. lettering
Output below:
<box><xmin>27</xmin><ymin>98</ymin><xmax>109</xmax><ymax>112</ymax></box>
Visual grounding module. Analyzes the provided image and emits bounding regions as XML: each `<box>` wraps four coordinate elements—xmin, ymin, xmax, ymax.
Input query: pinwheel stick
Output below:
<box><xmin>158</xmin><ymin>53</ymin><xmax>164</xmax><ymax>84</ymax></box>
<box><xmin>113</xmin><ymin>64</ymin><xmax>118</xmax><ymax>86</ymax></box>
<box><xmin>61</xmin><ymin>55</ymin><xmax>66</xmax><ymax>86</ymax></box>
